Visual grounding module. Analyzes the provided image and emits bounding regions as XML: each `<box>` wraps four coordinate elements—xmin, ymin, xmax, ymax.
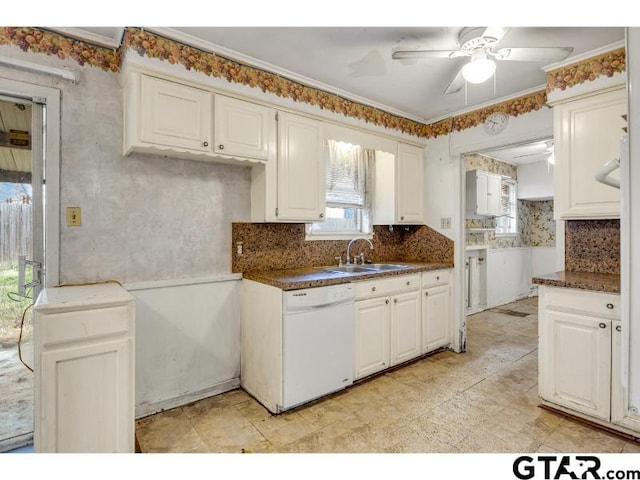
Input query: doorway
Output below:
<box><xmin>0</xmin><ymin>92</ymin><xmax>49</xmax><ymax>452</ymax></box>
<box><xmin>462</xmin><ymin>138</ymin><xmax>558</xmax><ymax>318</ymax></box>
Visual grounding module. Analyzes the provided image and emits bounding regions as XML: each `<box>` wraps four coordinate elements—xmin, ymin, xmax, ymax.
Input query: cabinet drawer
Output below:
<box><xmin>38</xmin><ymin>306</ymin><xmax>132</xmax><ymax>348</ymax></box>
<box><xmin>544</xmin><ymin>287</ymin><xmax>620</xmax><ymax>319</ymax></box>
<box><xmin>422</xmin><ymin>269</ymin><xmax>450</xmax><ymax>289</ymax></box>
<box><xmin>354</xmin><ymin>274</ymin><xmax>420</xmax><ymax>300</ymax></box>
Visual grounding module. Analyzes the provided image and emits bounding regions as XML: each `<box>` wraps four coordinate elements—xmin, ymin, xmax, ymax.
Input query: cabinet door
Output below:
<box><xmin>354</xmin><ymin>297</ymin><xmax>390</xmax><ymax>380</ymax></box>
<box><xmin>611</xmin><ymin>323</ymin><xmax>640</xmax><ymax>432</ymax></box>
<box><xmin>277</xmin><ymin>112</ymin><xmax>325</xmax><ymax>221</ymax></box>
<box><xmin>423</xmin><ymin>284</ymin><xmax>450</xmax><ymax>353</ymax></box>
<box><xmin>486</xmin><ymin>172</ymin><xmax>502</xmax><ymax>216</ymax></box>
<box><xmin>540</xmin><ymin>309</ymin><xmax>611</xmax><ymax>420</ymax></box>
<box><xmin>214</xmin><ymin>95</ymin><xmax>271</xmax><ymax>160</ymax></box>
<box><xmin>37</xmin><ymin>338</ymin><xmax>134</xmax><ymax>452</ymax></box>
<box><xmin>390</xmin><ymin>290</ymin><xmax>422</xmax><ymax>366</ymax></box>
<box><xmin>396</xmin><ymin>143</ymin><xmax>425</xmax><ymax>224</ymax></box>
<box><xmin>140</xmin><ymin>75</ymin><xmax>213</xmax><ymax>153</ymax></box>
<box><xmin>476</xmin><ymin>171</ymin><xmax>490</xmax><ymax>215</ymax></box>
<box><xmin>554</xmin><ymin>87</ymin><xmax>626</xmax><ymax>219</ymax></box>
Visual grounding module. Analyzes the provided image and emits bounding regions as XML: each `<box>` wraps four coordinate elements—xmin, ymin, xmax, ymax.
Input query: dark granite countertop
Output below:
<box><xmin>532</xmin><ymin>270</ymin><xmax>620</xmax><ymax>294</ymax></box>
<box><xmin>243</xmin><ymin>262</ymin><xmax>453</xmax><ymax>291</ymax></box>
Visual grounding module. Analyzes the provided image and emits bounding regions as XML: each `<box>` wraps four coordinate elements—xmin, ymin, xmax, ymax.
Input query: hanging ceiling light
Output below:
<box><xmin>461</xmin><ymin>49</ymin><xmax>496</xmax><ymax>84</ymax></box>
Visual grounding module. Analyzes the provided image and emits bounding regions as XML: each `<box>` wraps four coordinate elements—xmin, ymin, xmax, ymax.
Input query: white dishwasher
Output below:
<box><xmin>282</xmin><ymin>283</ymin><xmax>355</xmax><ymax>410</ymax></box>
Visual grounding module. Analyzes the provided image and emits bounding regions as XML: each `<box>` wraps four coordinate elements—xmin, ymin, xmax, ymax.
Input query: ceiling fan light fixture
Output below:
<box><xmin>462</xmin><ymin>57</ymin><xmax>496</xmax><ymax>84</ymax></box>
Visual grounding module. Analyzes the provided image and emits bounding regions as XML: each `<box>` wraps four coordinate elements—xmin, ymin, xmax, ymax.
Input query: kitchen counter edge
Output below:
<box><xmin>532</xmin><ymin>270</ymin><xmax>620</xmax><ymax>294</ymax></box>
<box><xmin>243</xmin><ymin>262</ymin><xmax>454</xmax><ymax>291</ymax></box>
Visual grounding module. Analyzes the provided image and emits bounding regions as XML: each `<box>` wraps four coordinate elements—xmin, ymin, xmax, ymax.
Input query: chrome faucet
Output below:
<box><xmin>346</xmin><ymin>237</ymin><xmax>374</xmax><ymax>265</ymax></box>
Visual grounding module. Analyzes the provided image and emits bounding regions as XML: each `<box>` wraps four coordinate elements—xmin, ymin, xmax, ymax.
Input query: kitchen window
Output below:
<box><xmin>495</xmin><ymin>178</ymin><xmax>517</xmax><ymax>235</ymax></box>
<box><xmin>306</xmin><ymin>140</ymin><xmax>375</xmax><ymax>240</ymax></box>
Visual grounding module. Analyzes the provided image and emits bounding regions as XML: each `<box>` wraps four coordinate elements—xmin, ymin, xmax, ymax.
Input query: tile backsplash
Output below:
<box><xmin>231</xmin><ymin>223</ymin><xmax>454</xmax><ymax>273</ymax></box>
<box><xmin>565</xmin><ymin>219</ymin><xmax>620</xmax><ymax>274</ymax></box>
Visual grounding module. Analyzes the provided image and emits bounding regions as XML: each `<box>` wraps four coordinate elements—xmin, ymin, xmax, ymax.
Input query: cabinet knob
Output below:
<box><xmin>607</xmin><ymin>303</ymin><xmax>614</xmax><ymax>309</ymax></box>
<box><xmin>385</xmin><ymin>299</ymin><xmax>389</xmax><ymax>304</ymax></box>
<box><xmin>599</xmin><ymin>322</ymin><xmax>607</xmax><ymax>329</ymax></box>
<box><xmin>218</xmin><ymin>144</ymin><xmax>224</xmax><ymax>150</ymax></box>
<box><xmin>425</xmin><ymin>291</ymin><xmax>429</xmax><ymax>296</ymax></box>
<box><xmin>393</xmin><ymin>298</ymin><xmax>398</xmax><ymax>303</ymax></box>
<box><xmin>372</xmin><ymin>287</ymin><xmax>376</xmax><ymax>292</ymax></box>
<box><xmin>616</xmin><ymin>325</ymin><xmax>622</xmax><ymax>332</ymax></box>
<box><xmin>203</xmin><ymin>141</ymin><xmax>209</xmax><ymax>147</ymax></box>
<box><xmin>401</xmin><ymin>216</ymin><xmax>405</xmax><ymax>220</ymax></box>
<box><xmin>319</xmin><ymin>213</ymin><xmax>324</xmax><ymax>218</ymax></box>
<box><xmin>436</xmin><ymin>276</ymin><xmax>440</xmax><ymax>281</ymax></box>
<box><xmin>406</xmin><ymin>281</ymin><xmax>410</xmax><ymax>286</ymax></box>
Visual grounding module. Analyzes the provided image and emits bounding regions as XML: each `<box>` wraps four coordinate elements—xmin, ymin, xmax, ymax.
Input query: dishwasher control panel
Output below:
<box><xmin>284</xmin><ymin>283</ymin><xmax>355</xmax><ymax>311</ymax></box>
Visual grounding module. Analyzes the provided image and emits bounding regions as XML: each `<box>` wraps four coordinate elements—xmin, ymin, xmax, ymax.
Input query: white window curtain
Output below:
<box><xmin>310</xmin><ymin>140</ymin><xmax>375</xmax><ymax>235</ymax></box>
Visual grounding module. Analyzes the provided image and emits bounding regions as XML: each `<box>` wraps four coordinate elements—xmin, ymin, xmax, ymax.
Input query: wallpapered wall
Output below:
<box><xmin>464</xmin><ymin>154</ymin><xmax>556</xmax><ymax>249</ymax></box>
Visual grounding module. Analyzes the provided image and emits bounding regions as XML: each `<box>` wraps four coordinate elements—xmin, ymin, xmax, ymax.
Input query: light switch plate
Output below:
<box><xmin>66</xmin><ymin>207</ymin><xmax>82</xmax><ymax>227</ymax></box>
<box><xmin>441</xmin><ymin>217</ymin><xmax>451</xmax><ymax>229</ymax></box>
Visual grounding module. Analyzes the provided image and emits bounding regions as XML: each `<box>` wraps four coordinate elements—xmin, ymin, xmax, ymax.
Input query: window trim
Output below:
<box><xmin>304</xmin><ymin>228</ymin><xmax>373</xmax><ymax>242</ymax></box>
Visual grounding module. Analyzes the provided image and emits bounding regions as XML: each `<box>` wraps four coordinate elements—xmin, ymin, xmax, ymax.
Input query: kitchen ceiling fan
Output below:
<box><xmin>392</xmin><ymin>27</ymin><xmax>574</xmax><ymax>94</ymax></box>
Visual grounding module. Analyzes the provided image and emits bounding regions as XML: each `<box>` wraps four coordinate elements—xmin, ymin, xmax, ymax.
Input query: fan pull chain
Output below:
<box><xmin>493</xmin><ymin>70</ymin><xmax>497</xmax><ymax>96</ymax></box>
<box><xmin>464</xmin><ymin>81</ymin><xmax>468</xmax><ymax>106</ymax></box>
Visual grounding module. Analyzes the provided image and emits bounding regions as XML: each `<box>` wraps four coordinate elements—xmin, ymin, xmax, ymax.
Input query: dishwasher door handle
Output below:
<box><xmin>288</xmin><ymin>300</ymin><xmax>354</xmax><ymax>312</ymax></box>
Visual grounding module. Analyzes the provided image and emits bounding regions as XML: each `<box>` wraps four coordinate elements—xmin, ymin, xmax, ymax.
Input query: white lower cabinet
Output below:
<box><xmin>354</xmin><ymin>270</ymin><xmax>451</xmax><ymax>381</ymax></box>
<box><xmin>538</xmin><ymin>285</ymin><xmax>639</xmax><ymax>434</ymax></box>
<box><xmin>390</xmin><ymin>290</ymin><xmax>422</xmax><ymax>366</ymax></box>
<box><xmin>354</xmin><ymin>297</ymin><xmax>391</xmax><ymax>379</ymax></box>
<box><xmin>422</xmin><ymin>269</ymin><xmax>451</xmax><ymax>353</ymax></box>
<box><xmin>33</xmin><ymin>284</ymin><xmax>135</xmax><ymax>453</ymax></box>
<box><xmin>422</xmin><ymin>285</ymin><xmax>450</xmax><ymax>353</ymax></box>
<box><xmin>611</xmin><ymin>323</ymin><xmax>640</xmax><ymax>431</ymax></box>
<box><xmin>540</xmin><ymin>309</ymin><xmax>611</xmax><ymax>420</ymax></box>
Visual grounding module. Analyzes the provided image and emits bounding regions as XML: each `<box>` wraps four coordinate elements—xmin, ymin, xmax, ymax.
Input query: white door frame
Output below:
<box><xmin>0</xmin><ymin>77</ymin><xmax>60</xmax><ymax>288</ymax></box>
<box><xmin>451</xmin><ymin>124</ymin><xmax>555</xmax><ymax>352</ymax></box>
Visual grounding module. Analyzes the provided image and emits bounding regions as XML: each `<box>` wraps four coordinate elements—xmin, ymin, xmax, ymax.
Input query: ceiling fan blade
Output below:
<box><xmin>444</xmin><ymin>67</ymin><xmax>465</xmax><ymax>95</ymax></box>
<box><xmin>493</xmin><ymin>47</ymin><xmax>574</xmax><ymax>63</ymax></box>
<box><xmin>392</xmin><ymin>49</ymin><xmax>462</xmax><ymax>60</ymax></box>
<box><xmin>481</xmin><ymin>27</ymin><xmax>510</xmax><ymax>43</ymax></box>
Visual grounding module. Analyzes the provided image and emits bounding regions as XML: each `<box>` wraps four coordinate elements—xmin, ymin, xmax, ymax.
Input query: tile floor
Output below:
<box><xmin>135</xmin><ymin>297</ymin><xmax>640</xmax><ymax>453</ymax></box>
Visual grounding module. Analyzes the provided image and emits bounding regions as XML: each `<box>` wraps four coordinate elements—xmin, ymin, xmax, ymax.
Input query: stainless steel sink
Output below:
<box><xmin>322</xmin><ymin>265</ymin><xmax>375</xmax><ymax>274</ymax></box>
<box><xmin>321</xmin><ymin>263</ymin><xmax>412</xmax><ymax>274</ymax></box>
<box><xmin>364</xmin><ymin>263</ymin><xmax>412</xmax><ymax>271</ymax></box>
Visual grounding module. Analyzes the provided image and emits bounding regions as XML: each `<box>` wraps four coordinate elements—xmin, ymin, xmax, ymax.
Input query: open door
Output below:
<box><xmin>0</xmin><ymin>94</ymin><xmax>45</xmax><ymax>451</ymax></box>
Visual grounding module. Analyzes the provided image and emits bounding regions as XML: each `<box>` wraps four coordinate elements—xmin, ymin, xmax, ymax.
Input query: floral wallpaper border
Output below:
<box><xmin>0</xmin><ymin>27</ymin><xmax>121</xmax><ymax>72</ymax></box>
<box><xmin>0</xmin><ymin>27</ymin><xmax>626</xmax><ymax>139</ymax></box>
<box><xmin>546</xmin><ymin>47</ymin><xmax>626</xmax><ymax>93</ymax></box>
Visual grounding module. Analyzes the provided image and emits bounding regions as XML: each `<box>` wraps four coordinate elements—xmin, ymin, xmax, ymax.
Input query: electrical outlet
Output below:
<box><xmin>440</xmin><ymin>217</ymin><xmax>452</xmax><ymax>229</ymax></box>
<box><xmin>66</xmin><ymin>207</ymin><xmax>82</xmax><ymax>227</ymax></box>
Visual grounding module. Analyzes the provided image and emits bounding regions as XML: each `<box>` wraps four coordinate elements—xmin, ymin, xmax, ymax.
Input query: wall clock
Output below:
<box><xmin>484</xmin><ymin>111</ymin><xmax>508</xmax><ymax>135</ymax></box>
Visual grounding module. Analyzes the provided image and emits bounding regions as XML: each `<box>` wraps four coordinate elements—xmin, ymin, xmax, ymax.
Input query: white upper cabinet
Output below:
<box><xmin>134</xmin><ymin>74</ymin><xmax>213</xmax><ymax>155</ymax></box>
<box><xmin>552</xmin><ymin>86</ymin><xmax>627</xmax><ymax>219</ymax></box>
<box><xmin>124</xmin><ymin>72</ymin><xmax>272</xmax><ymax>163</ymax></box>
<box><xmin>276</xmin><ymin>112</ymin><xmax>325</xmax><ymax>222</ymax></box>
<box><xmin>373</xmin><ymin>143</ymin><xmax>425</xmax><ymax>225</ymax></box>
<box><xmin>214</xmin><ymin>95</ymin><xmax>271</xmax><ymax>161</ymax></box>
<box><xmin>466</xmin><ymin>170</ymin><xmax>502</xmax><ymax>217</ymax></box>
<box><xmin>396</xmin><ymin>143</ymin><xmax>426</xmax><ymax>224</ymax></box>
